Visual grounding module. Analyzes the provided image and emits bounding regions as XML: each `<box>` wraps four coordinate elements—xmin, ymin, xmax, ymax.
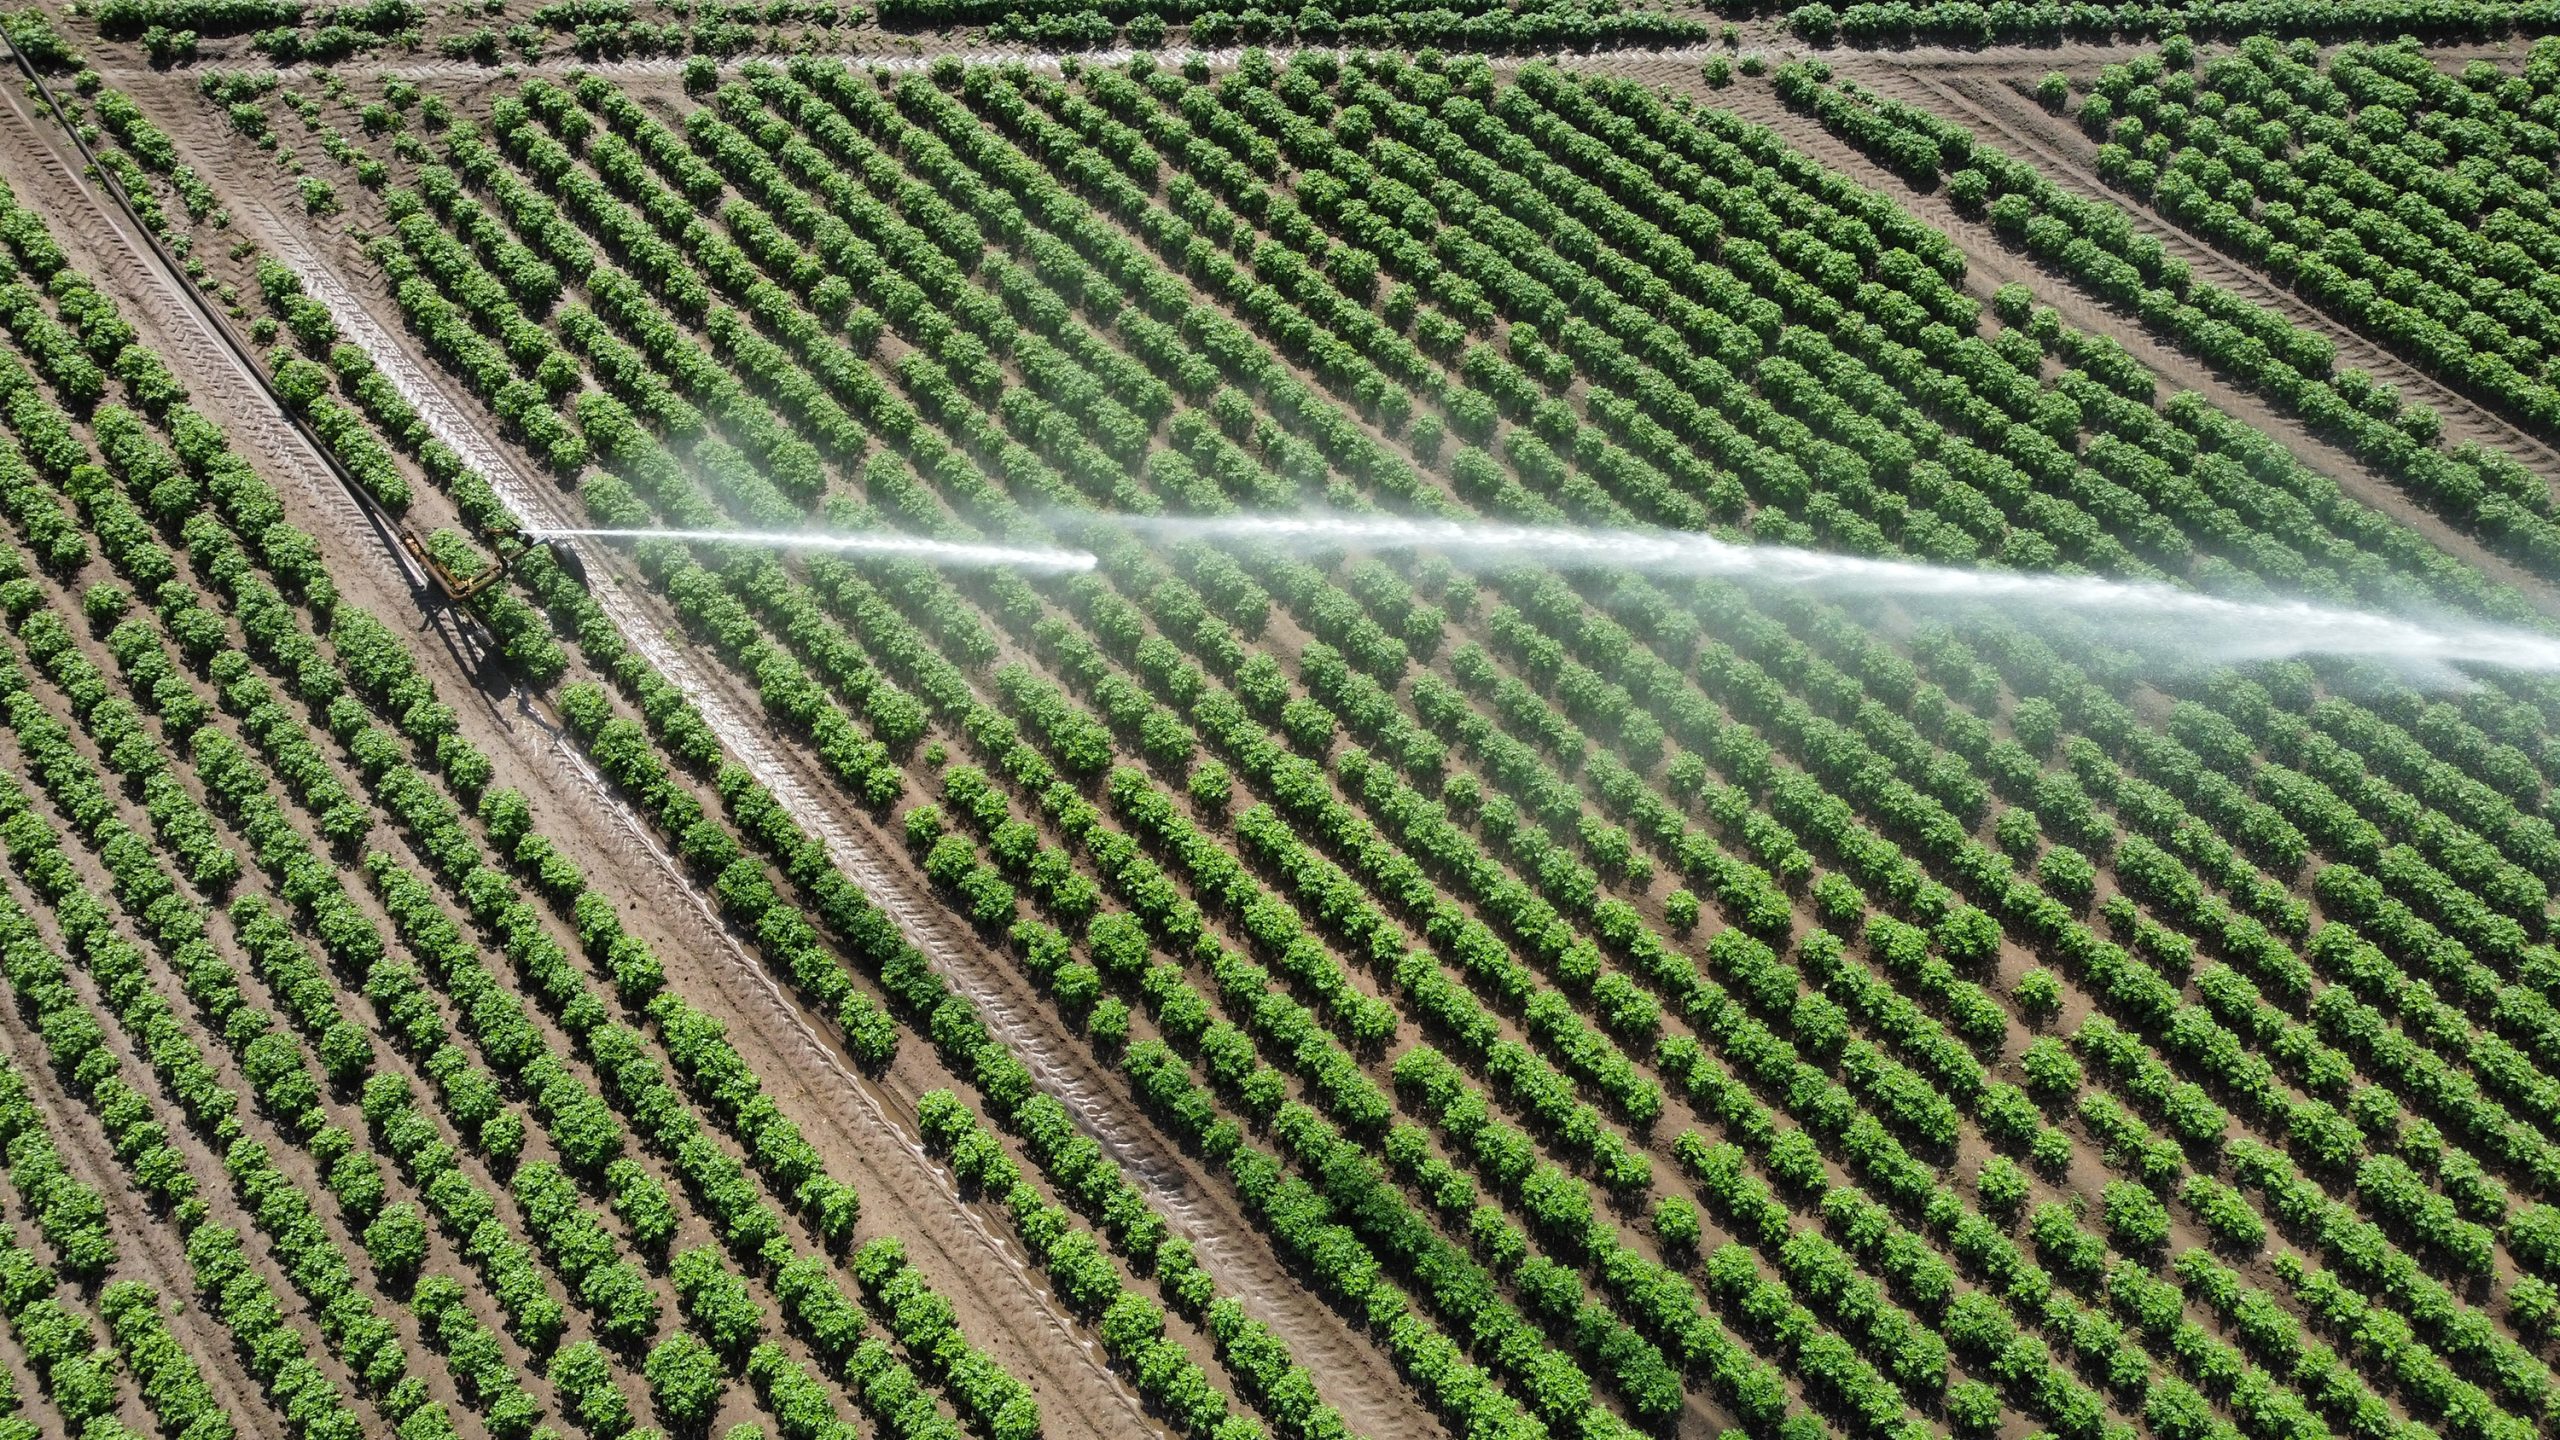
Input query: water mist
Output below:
<box><xmin>1102</xmin><ymin>512</ymin><xmax>2560</xmax><ymax>679</ymax></box>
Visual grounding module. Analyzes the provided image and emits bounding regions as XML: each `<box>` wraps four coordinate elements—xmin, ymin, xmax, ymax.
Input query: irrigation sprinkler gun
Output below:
<box><xmin>403</xmin><ymin>523</ymin><xmax>591</xmax><ymax>609</ymax></box>
<box><xmin>401</xmin><ymin>525</ymin><xmax>517</xmax><ymax>605</ymax></box>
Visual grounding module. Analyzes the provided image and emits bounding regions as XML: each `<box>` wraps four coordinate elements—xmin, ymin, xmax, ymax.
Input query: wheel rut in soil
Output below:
<box><xmin>0</xmin><ymin>79</ymin><xmax>1202</xmax><ymax>1440</ymax></box>
<box><xmin>244</xmin><ymin>201</ymin><xmax>1442</xmax><ymax>1440</ymax></box>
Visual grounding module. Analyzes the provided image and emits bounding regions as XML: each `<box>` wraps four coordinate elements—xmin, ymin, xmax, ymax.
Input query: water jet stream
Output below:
<box><xmin>1104</xmin><ymin>513</ymin><xmax>2560</xmax><ymax>678</ymax></box>
<box><xmin>530</xmin><ymin>526</ymin><xmax>1098</xmax><ymax>572</ymax></box>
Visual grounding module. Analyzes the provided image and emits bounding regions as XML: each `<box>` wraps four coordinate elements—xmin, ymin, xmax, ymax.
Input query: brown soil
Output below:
<box><xmin>134</xmin><ymin>76</ymin><xmax>1442</xmax><ymax>1437</ymax></box>
<box><xmin>0</xmin><ymin>66</ymin><xmax>1187</xmax><ymax>1440</ymax></box>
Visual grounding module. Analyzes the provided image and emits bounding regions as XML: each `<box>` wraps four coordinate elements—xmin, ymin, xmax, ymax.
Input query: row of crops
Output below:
<box><xmin>1783</xmin><ymin>55</ymin><xmax>2560</xmax><ymax>578</ymax></box>
<box><xmin>43</xmin><ymin>0</ymin><xmax>1710</xmax><ymax>63</ymax></box>
<box><xmin>892</xmin><ymin>0</ymin><xmax>1710</xmax><ymax>56</ymax></box>
<box><xmin>56</xmin><ymin>0</ymin><xmax>2560</xmax><ymax>68</ymax></box>
<box><xmin>64</xmin><ymin>29</ymin><xmax>2560</xmax><ymax>1440</ymax></box>
<box><xmin>1782</xmin><ymin>0</ymin><xmax>2560</xmax><ymax>49</ymax></box>
<box><xmin>0</xmin><ymin>104</ymin><xmax>1103</xmax><ymax>1440</ymax></box>
<box><xmin>2070</xmin><ymin>36</ymin><xmax>2560</xmax><ymax>438</ymax></box>
<box><xmin>522</xmin><ymin>0</ymin><xmax>1705</xmax><ymax>68</ymax></box>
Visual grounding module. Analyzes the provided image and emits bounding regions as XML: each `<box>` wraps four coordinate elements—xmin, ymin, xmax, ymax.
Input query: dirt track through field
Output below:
<box><xmin>247</xmin><ymin>210</ymin><xmax>1191</xmax><ymax>1440</ymax></box>
<box><xmin>248</xmin><ymin>206</ymin><xmax>1442</xmax><ymax>1440</ymax></box>
<box><xmin>0</xmin><ymin>70</ymin><xmax>1205</xmax><ymax>1440</ymax></box>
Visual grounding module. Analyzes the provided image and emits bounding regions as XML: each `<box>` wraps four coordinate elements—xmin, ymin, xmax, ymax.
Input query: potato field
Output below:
<box><xmin>0</xmin><ymin>5</ymin><xmax>2543</xmax><ymax>1440</ymax></box>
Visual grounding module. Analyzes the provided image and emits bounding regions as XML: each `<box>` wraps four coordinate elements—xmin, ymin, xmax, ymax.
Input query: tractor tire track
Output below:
<box><xmin>253</xmin><ymin>215</ymin><xmax>1437</xmax><ymax>1440</ymax></box>
<box><xmin>251</xmin><ymin>211</ymin><xmax>1176</xmax><ymax>1440</ymax></box>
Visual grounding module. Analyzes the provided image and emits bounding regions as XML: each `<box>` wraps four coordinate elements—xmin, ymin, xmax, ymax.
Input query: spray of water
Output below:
<box><xmin>1107</xmin><ymin>512</ymin><xmax>2560</xmax><ymax>677</ymax></box>
<box><xmin>544</xmin><ymin>515</ymin><xmax>2557</xmax><ymax>679</ymax></box>
<box><xmin>529</xmin><ymin>526</ymin><xmax>1098</xmax><ymax>572</ymax></box>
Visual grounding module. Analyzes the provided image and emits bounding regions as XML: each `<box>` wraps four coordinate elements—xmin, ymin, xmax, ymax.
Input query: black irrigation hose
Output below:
<box><xmin>0</xmin><ymin>26</ymin><xmax>434</xmax><ymax>595</ymax></box>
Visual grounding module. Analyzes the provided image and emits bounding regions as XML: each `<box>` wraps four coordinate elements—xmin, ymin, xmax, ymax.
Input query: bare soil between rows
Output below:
<box><xmin>43</xmin><ymin>51</ymin><xmax>1456</xmax><ymax>1440</ymax></box>
<box><xmin>1701</xmin><ymin>67</ymin><xmax>2560</xmax><ymax>622</ymax></box>
<box><xmin>0</xmin><ymin>68</ymin><xmax>1214</xmax><ymax>1440</ymax></box>
<box><xmin>21</xmin><ymin>27</ymin><xmax>2560</xmax><ymax>1440</ymax></box>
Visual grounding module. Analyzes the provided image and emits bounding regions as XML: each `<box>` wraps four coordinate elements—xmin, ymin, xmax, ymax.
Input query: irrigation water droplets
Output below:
<box><xmin>560</xmin><ymin>514</ymin><xmax>2560</xmax><ymax>681</ymax></box>
<box><xmin>1104</xmin><ymin>512</ymin><xmax>2560</xmax><ymax>680</ymax></box>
